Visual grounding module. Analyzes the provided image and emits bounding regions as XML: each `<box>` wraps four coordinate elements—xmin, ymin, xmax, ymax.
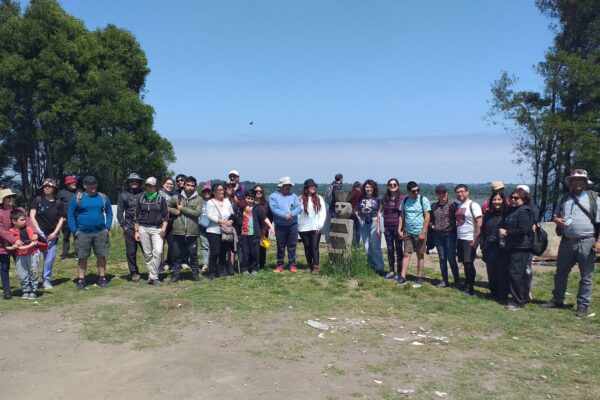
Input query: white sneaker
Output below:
<box><xmin>43</xmin><ymin>281</ymin><xmax>54</xmax><ymax>290</ymax></box>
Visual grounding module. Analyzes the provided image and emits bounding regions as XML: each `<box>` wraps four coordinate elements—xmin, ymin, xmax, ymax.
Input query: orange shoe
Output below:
<box><xmin>273</xmin><ymin>265</ymin><xmax>284</xmax><ymax>273</ymax></box>
<box><xmin>290</xmin><ymin>265</ymin><xmax>298</xmax><ymax>273</ymax></box>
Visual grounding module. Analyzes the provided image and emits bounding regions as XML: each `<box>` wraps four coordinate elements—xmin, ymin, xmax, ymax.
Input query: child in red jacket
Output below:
<box><xmin>6</xmin><ymin>210</ymin><xmax>39</xmax><ymax>299</ymax></box>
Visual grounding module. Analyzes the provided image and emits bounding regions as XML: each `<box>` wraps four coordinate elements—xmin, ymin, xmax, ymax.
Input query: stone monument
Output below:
<box><xmin>328</xmin><ymin>196</ymin><xmax>355</xmax><ymax>264</ymax></box>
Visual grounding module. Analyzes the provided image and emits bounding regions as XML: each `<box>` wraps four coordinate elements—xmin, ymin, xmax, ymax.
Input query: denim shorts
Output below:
<box><xmin>75</xmin><ymin>230</ymin><xmax>110</xmax><ymax>258</ymax></box>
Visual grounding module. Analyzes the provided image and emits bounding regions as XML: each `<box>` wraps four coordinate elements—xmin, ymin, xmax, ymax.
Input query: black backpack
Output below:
<box><xmin>531</xmin><ymin>223</ymin><xmax>549</xmax><ymax>256</ymax></box>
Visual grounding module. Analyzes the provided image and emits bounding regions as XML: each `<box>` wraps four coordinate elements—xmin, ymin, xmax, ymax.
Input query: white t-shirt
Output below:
<box><xmin>456</xmin><ymin>200</ymin><xmax>482</xmax><ymax>241</ymax></box>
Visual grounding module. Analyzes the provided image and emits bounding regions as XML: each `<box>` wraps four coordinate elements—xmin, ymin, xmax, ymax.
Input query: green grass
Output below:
<box><xmin>1</xmin><ymin>232</ymin><xmax>599</xmax><ymax>399</ymax></box>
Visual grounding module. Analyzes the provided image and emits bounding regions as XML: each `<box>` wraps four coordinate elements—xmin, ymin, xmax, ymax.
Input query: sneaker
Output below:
<box><xmin>207</xmin><ymin>273</ymin><xmax>216</xmax><ymax>280</ymax></box>
<box><xmin>576</xmin><ymin>305</ymin><xmax>588</xmax><ymax>318</ymax></box>
<box><xmin>243</xmin><ymin>271</ymin><xmax>251</xmax><ymax>276</ymax></box>
<box><xmin>201</xmin><ymin>265</ymin><xmax>209</xmax><ymax>273</ymax></box>
<box><xmin>192</xmin><ymin>272</ymin><xmax>201</xmax><ymax>282</ymax></box>
<box><xmin>28</xmin><ymin>292</ymin><xmax>37</xmax><ymax>299</ymax></box>
<box><xmin>396</xmin><ymin>276</ymin><xmax>407</xmax><ymax>285</ymax></box>
<box><xmin>462</xmin><ymin>286</ymin><xmax>475</xmax><ymax>296</ymax></box>
<box><xmin>169</xmin><ymin>275</ymin><xmax>180</xmax><ymax>284</ymax></box>
<box><xmin>98</xmin><ymin>277</ymin><xmax>109</xmax><ymax>288</ymax></box>
<box><xmin>290</xmin><ymin>265</ymin><xmax>298</xmax><ymax>273</ymax></box>
<box><xmin>312</xmin><ymin>267</ymin><xmax>320</xmax><ymax>276</ymax></box>
<box><xmin>251</xmin><ymin>270</ymin><xmax>258</xmax><ymax>277</ymax></box>
<box><xmin>3</xmin><ymin>291</ymin><xmax>12</xmax><ymax>300</ymax></box>
<box><xmin>384</xmin><ymin>271</ymin><xmax>396</xmax><ymax>280</ymax></box>
<box><xmin>130</xmin><ymin>273</ymin><xmax>141</xmax><ymax>282</ymax></box>
<box><xmin>21</xmin><ymin>293</ymin><xmax>29</xmax><ymax>299</ymax></box>
<box><xmin>412</xmin><ymin>277</ymin><xmax>425</xmax><ymax>288</ymax></box>
<box><xmin>75</xmin><ymin>279</ymin><xmax>85</xmax><ymax>290</ymax></box>
<box><xmin>147</xmin><ymin>279</ymin><xmax>161</xmax><ymax>286</ymax></box>
<box><xmin>541</xmin><ymin>300</ymin><xmax>564</xmax><ymax>309</ymax></box>
<box><xmin>436</xmin><ymin>281</ymin><xmax>450</xmax><ymax>288</ymax></box>
<box><xmin>182</xmin><ymin>263</ymin><xmax>190</xmax><ymax>270</ymax></box>
<box><xmin>453</xmin><ymin>281</ymin><xmax>461</xmax><ymax>289</ymax></box>
<box><xmin>273</xmin><ymin>265</ymin><xmax>284</xmax><ymax>273</ymax></box>
<box><xmin>43</xmin><ymin>280</ymin><xmax>54</xmax><ymax>290</ymax></box>
<box><xmin>506</xmin><ymin>302</ymin><xmax>521</xmax><ymax>310</ymax></box>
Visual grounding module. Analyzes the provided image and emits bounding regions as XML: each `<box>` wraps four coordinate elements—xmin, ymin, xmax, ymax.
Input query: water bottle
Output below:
<box><xmin>498</xmin><ymin>229</ymin><xmax>506</xmax><ymax>248</ymax></box>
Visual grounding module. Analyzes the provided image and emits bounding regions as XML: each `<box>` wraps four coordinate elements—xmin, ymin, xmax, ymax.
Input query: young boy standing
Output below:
<box><xmin>240</xmin><ymin>191</ymin><xmax>272</xmax><ymax>276</ymax></box>
<box><xmin>7</xmin><ymin>210</ymin><xmax>39</xmax><ymax>299</ymax></box>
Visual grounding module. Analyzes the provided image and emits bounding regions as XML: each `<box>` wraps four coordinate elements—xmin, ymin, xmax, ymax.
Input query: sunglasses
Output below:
<box><xmin>176</xmin><ymin>179</ymin><xmax>185</xmax><ymax>183</ymax></box>
<box><xmin>388</xmin><ymin>183</ymin><xmax>398</xmax><ymax>188</ymax></box>
<box><xmin>510</xmin><ymin>196</ymin><xmax>520</xmax><ymax>200</ymax></box>
<box><xmin>411</xmin><ymin>189</ymin><xmax>420</xmax><ymax>193</ymax></box>
<box><xmin>254</xmin><ymin>190</ymin><xmax>263</xmax><ymax>193</ymax></box>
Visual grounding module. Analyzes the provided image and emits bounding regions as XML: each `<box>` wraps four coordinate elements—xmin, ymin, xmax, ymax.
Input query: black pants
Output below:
<box><xmin>61</xmin><ymin>224</ymin><xmax>71</xmax><ymax>258</ymax></box>
<box><xmin>240</xmin><ymin>235</ymin><xmax>259</xmax><ymax>273</ymax></box>
<box><xmin>172</xmin><ymin>235</ymin><xmax>199</xmax><ymax>276</ymax></box>
<box><xmin>0</xmin><ymin>254</ymin><xmax>10</xmax><ymax>294</ymax></box>
<box><xmin>508</xmin><ymin>249</ymin><xmax>530</xmax><ymax>307</ymax></box>
<box><xmin>164</xmin><ymin>220</ymin><xmax>175</xmax><ymax>266</ymax></box>
<box><xmin>483</xmin><ymin>244</ymin><xmax>509</xmax><ymax>300</ymax></box>
<box><xmin>124</xmin><ymin>226</ymin><xmax>140</xmax><ymax>274</ymax></box>
<box><xmin>299</xmin><ymin>230</ymin><xmax>321</xmax><ymax>269</ymax></box>
<box><xmin>383</xmin><ymin>225</ymin><xmax>403</xmax><ymax>273</ymax></box>
<box><xmin>207</xmin><ymin>232</ymin><xmax>230</xmax><ymax>276</ymax></box>
<box><xmin>275</xmin><ymin>223</ymin><xmax>298</xmax><ymax>267</ymax></box>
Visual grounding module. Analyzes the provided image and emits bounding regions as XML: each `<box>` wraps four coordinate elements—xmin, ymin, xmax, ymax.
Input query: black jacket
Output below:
<box><xmin>117</xmin><ymin>190</ymin><xmax>143</xmax><ymax>229</ymax></box>
<box><xmin>502</xmin><ymin>205</ymin><xmax>534</xmax><ymax>250</ymax></box>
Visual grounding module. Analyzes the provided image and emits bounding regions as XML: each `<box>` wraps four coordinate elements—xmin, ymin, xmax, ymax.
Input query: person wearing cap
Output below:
<box><xmin>298</xmin><ymin>179</ymin><xmax>326</xmax><ymax>275</ymax></box>
<box><xmin>269</xmin><ymin>176</ymin><xmax>302</xmax><ymax>272</ymax></box>
<box><xmin>67</xmin><ymin>175</ymin><xmax>113</xmax><ymax>289</ymax></box>
<box><xmin>228</xmin><ymin>170</ymin><xmax>247</xmax><ymax>206</ymax></box>
<box><xmin>397</xmin><ymin>181</ymin><xmax>431</xmax><ymax>287</ymax></box>
<box><xmin>134</xmin><ymin>177</ymin><xmax>169</xmax><ymax>285</ymax></box>
<box><xmin>117</xmin><ymin>173</ymin><xmax>144</xmax><ymax>281</ymax></box>
<box><xmin>453</xmin><ymin>184</ymin><xmax>483</xmax><ymax>296</ymax></box>
<box><xmin>481</xmin><ymin>181</ymin><xmax>506</xmax><ymax>214</ymax></box>
<box><xmin>198</xmin><ymin>182</ymin><xmax>212</xmax><ymax>273</ymax></box>
<box><xmin>543</xmin><ymin>169</ymin><xmax>600</xmax><ymax>318</ymax></box>
<box><xmin>167</xmin><ymin>176</ymin><xmax>202</xmax><ymax>283</ymax></box>
<box><xmin>29</xmin><ymin>179</ymin><xmax>65</xmax><ymax>290</ymax></box>
<box><xmin>0</xmin><ymin>188</ymin><xmax>34</xmax><ymax>299</ymax></box>
<box><xmin>57</xmin><ymin>175</ymin><xmax>77</xmax><ymax>260</ymax></box>
<box><xmin>429</xmin><ymin>184</ymin><xmax>461</xmax><ymax>288</ymax></box>
<box><xmin>159</xmin><ymin>177</ymin><xmax>176</xmax><ymax>270</ymax></box>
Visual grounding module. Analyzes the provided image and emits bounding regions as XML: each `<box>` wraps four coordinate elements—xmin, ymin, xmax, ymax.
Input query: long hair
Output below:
<box><xmin>511</xmin><ymin>188</ymin><xmax>531</xmax><ymax>205</ymax></box>
<box><xmin>302</xmin><ymin>186</ymin><xmax>321</xmax><ymax>214</ymax></box>
<box><xmin>384</xmin><ymin>178</ymin><xmax>400</xmax><ymax>202</ymax></box>
<box><xmin>361</xmin><ymin>179</ymin><xmax>379</xmax><ymax>198</ymax></box>
<box><xmin>487</xmin><ymin>190</ymin><xmax>507</xmax><ymax>214</ymax></box>
<box><xmin>252</xmin><ymin>185</ymin><xmax>266</xmax><ymax>205</ymax></box>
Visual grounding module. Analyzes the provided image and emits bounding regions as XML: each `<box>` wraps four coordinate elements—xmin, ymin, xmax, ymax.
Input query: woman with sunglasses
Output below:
<box><xmin>0</xmin><ymin>189</ymin><xmax>35</xmax><ymax>299</ymax></box>
<box><xmin>252</xmin><ymin>185</ymin><xmax>272</xmax><ymax>268</ymax></box>
<box><xmin>357</xmin><ymin>179</ymin><xmax>385</xmax><ymax>276</ymax></box>
<box><xmin>499</xmin><ymin>189</ymin><xmax>535</xmax><ymax>310</ymax></box>
<box><xmin>381</xmin><ymin>178</ymin><xmax>404</xmax><ymax>279</ymax></box>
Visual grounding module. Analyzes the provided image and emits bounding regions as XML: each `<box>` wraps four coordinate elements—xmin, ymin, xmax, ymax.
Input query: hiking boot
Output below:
<box><xmin>576</xmin><ymin>305</ymin><xmax>588</xmax><ymax>318</ymax></box>
<box><xmin>436</xmin><ymin>281</ymin><xmax>450</xmax><ymax>288</ymax></box>
<box><xmin>98</xmin><ymin>276</ymin><xmax>109</xmax><ymax>288</ymax></box>
<box><xmin>506</xmin><ymin>302</ymin><xmax>522</xmax><ymax>311</ymax></box>
<box><xmin>384</xmin><ymin>271</ymin><xmax>396</xmax><ymax>280</ymax></box>
<box><xmin>3</xmin><ymin>291</ymin><xmax>12</xmax><ymax>300</ymax></box>
<box><xmin>290</xmin><ymin>265</ymin><xmax>298</xmax><ymax>273</ymax></box>
<box><xmin>169</xmin><ymin>275</ymin><xmax>180</xmax><ymax>284</ymax></box>
<box><xmin>396</xmin><ymin>276</ymin><xmax>407</xmax><ymax>286</ymax></box>
<box><xmin>75</xmin><ymin>279</ymin><xmax>85</xmax><ymax>290</ymax></box>
<box><xmin>43</xmin><ymin>280</ymin><xmax>54</xmax><ymax>290</ymax></box>
<box><xmin>130</xmin><ymin>273</ymin><xmax>141</xmax><ymax>282</ymax></box>
<box><xmin>273</xmin><ymin>265</ymin><xmax>284</xmax><ymax>273</ymax></box>
<box><xmin>541</xmin><ymin>300</ymin><xmax>564</xmax><ymax>309</ymax></box>
<box><xmin>412</xmin><ymin>277</ymin><xmax>425</xmax><ymax>288</ymax></box>
<box><xmin>192</xmin><ymin>271</ymin><xmax>201</xmax><ymax>282</ymax></box>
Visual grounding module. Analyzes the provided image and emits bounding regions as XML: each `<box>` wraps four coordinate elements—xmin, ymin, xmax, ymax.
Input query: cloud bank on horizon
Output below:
<box><xmin>171</xmin><ymin>133</ymin><xmax>528</xmax><ymax>185</ymax></box>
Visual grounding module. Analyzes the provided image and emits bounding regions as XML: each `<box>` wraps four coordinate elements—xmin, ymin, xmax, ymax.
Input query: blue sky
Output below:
<box><xmin>25</xmin><ymin>1</ymin><xmax>555</xmax><ymax>183</ymax></box>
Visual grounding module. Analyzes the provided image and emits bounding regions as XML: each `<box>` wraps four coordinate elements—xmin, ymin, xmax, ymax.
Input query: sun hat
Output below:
<box><xmin>490</xmin><ymin>181</ymin><xmax>505</xmax><ymax>191</ymax></box>
<box><xmin>277</xmin><ymin>176</ymin><xmax>294</xmax><ymax>187</ymax></box>
<box><xmin>82</xmin><ymin>176</ymin><xmax>97</xmax><ymax>185</ymax></box>
<box><xmin>127</xmin><ymin>173</ymin><xmax>143</xmax><ymax>182</ymax></box>
<box><xmin>565</xmin><ymin>169</ymin><xmax>593</xmax><ymax>186</ymax></box>
<box><xmin>303</xmin><ymin>179</ymin><xmax>317</xmax><ymax>188</ymax></box>
<box><xmin>0</xmin><ymin>188</ymin><xmax>17</xmax><ymax>203</ymax></box>
<box><xmin>435</xmin><ymin>184</ymin><xmax>448</xmax><ymax>193</ymax></box>
<box><xmin>41</xmin><ymin>178</ymin><xmax>57</xmax><ymax>189</ymax></box>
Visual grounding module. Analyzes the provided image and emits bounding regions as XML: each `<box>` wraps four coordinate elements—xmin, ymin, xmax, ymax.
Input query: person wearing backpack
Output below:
<box><xmin>499</xmin><ymin>189</ymin><xmax>535</xmax><ymax>310</ymax></box>
<box><xmin>397</xmin><ymin>181</ymin><xmax>431</xmax><ymax>287</ymax></box>
<box><xmin>117</xmin><ymin>173</ymin><xmax>144</xmax><ymax>282</ymax></box>
<box><xmin>67</xmin><ymin>175</ymin><xmax>113</xmax><ymax>290</ymax></box>
<box><xmin>454</xmin><ymin>184</ymin><xmax>483</xmax><ymax>296</ymax></box>
<box><xmin>542</xmin><ymin>169</ymin><xmax>600</xmax><ymax>318</ymax></box>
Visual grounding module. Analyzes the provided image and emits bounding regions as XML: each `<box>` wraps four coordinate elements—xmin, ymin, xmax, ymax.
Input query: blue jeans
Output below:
<box><xmin>41</xmin><ymin>239</ymin><xmax>58</xmax><ymax>282</ymax></box>
<box><xmin>359</xmin><ymin>221</ymin><xmax>384</xmax><ymax>272</ymax></box>
<box><xmin>275</xmin><ymin>223</ymin><xmax>298</xmax><ymax>266</ymax></box>
<box><xmin>432</xmin><ymin>232</ymin><xmax>460</xmax><ymax>284</ymax></box>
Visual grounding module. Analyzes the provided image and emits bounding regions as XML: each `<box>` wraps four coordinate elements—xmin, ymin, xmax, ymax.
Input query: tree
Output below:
<box><xmin>0</xmin><ymin>0</ymin><xmax>175</xmax><ymax>200</ymax></box>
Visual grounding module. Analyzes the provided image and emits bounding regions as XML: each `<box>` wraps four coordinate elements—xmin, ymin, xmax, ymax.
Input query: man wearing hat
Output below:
<box><xmin>67</xmin><ymin>176</ymin><xmax>113</xmax><ymax>289</ymax></box>
<box><xmin>117</xmin><ymin>173</ymin><xmax>144</xmax><ymax>281</ymax></box>
<box><xmin>429</xmin><ymin>184</ymin><xmax>461</xmax><ymax>288</ymax></box>
<box><xmin>57</xmin><ymin>175</ymin><xmax>77</xmax><ymax>260</ymax></box>
<box><xmin>228</xmin><ymin>170</ymin><xmax>247</xmax><ymax>206</ymax></box>
<box><xmin>269</xmin><ymin>176</ymin><xmax>302</xmax><ymax>272</ymax></box>
<box><xmin>543</xmin><ymin>169</ymin><xmax>600</xmax><ymax>317</ymax></box>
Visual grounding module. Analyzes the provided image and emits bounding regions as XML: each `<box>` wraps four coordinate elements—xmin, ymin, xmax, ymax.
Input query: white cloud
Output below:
<box><xmin>170</xmin><ymin>134</ymin><xmax>529</xmax><ymax>184</ymax></box>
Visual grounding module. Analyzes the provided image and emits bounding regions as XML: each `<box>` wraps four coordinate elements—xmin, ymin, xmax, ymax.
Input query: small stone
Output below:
<box><xmin>307</xmin><ymin>320</ymin><xmax>329</xmax><ymax>330</ymax></box>
<box><xmin>411</xmin><ymin>341</ymin><xmax>424</xmax><ymax>346</ymax></box>
<box><xmin>373</xmin><ymin>380</ymin><xmax>382</xmax><ymax>385</ymax></box>
<box><xmin>434</xmin><ymin>391</ymin><xmax>448</xmax><ymax>397</ymax></box>
<box><xmin>397</xmin><ymin>389</ymin><xmax>415</xmax><ymax>395</ymax></box>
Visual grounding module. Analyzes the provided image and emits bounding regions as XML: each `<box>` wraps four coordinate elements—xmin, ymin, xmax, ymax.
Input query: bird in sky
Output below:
<box><xmin>249</xmin><ymin>121</ymin><xmax>254</xmax><ymax>125</ymax></box>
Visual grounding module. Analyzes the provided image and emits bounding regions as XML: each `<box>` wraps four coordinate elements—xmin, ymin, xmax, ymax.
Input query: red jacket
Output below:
<box><xmin>8</xmin><ymin>226</ymin><xmax>38</xmax><ymax>256</ymax></box>
<box><xmin>0</xmin><ymin>207</ymin><xmax>34</xmax><ymax>255</ymax></box>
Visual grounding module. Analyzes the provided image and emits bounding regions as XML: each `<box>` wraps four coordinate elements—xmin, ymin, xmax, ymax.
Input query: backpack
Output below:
<box><xmin>326</xmin><ymin>183</ymin><xmax>338</xmax><ymax>205</ymax></box>
<box><xmin>76</xmin><ymin>191</ymin><xmax>107</xmax><ymax>212</ymax></box>
<box><xmin>402</xmin><ymin>195</ymin><xmax>426</xmax><ymax>218</ymax></box>
<box><xmin>531</xmin><ymin>223</ymin><xmax>549</xmax><ymax>256</ymax></box>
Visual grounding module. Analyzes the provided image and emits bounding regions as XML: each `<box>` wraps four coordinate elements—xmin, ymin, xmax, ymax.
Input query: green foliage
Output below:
<box><xmin>0</xmin><ymin>0</ymin><xmax>174</xmax><ymax>200</ymax></box>
<box><xmin>320</xmin><ymin>246</ymin><xmax>374</xmax><ymax>278</ymax></box>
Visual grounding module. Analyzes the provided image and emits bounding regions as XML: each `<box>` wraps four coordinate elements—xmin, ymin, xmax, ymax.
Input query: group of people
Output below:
<box><xmin>0</xmin><ymin>169</ymin><xmax>598</xmax><ymax>318</ymax></box>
